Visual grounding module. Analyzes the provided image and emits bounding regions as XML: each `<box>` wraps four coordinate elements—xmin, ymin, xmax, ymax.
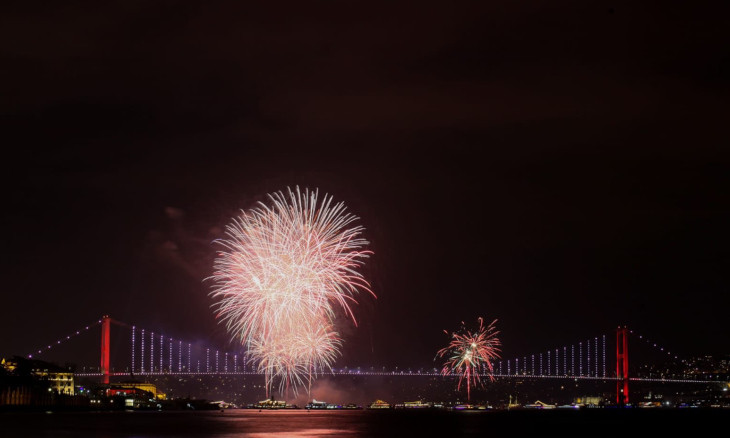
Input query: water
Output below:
<box><xmin>2</xmin><ymin>409</ymin><xmax>728</xmax><ymax>437</ymax></box>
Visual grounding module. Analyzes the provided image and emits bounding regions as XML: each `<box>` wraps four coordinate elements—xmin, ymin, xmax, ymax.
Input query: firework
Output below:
<box><xmin>209</xmin><ymin>187</ymin><xmax>373</xmax><ymax>396</ymax></box>
<box><xmin>437</xmin><ymin>318</ymin><xmax>501</xmax><ymax>401</ymax></box>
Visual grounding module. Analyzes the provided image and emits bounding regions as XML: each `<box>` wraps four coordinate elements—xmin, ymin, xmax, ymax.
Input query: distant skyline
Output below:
<box><xmin>2</xmin><ymin>2</ymin><xmax>729</xmax><ymax>369</ymax></box>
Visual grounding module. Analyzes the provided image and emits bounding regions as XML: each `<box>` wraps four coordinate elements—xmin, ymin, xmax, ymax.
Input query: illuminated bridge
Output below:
<box><xmin>25</xmin><ymin>316</ymin><xmax>727</xmax><ymax>405</ymax></box>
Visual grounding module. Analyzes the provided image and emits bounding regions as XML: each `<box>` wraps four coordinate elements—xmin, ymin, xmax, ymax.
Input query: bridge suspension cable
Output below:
<box><xmin>26</xmin><ymin>318</ymin><xmax>102</xmax><ymax>359</ymax></box>
<box><xmin>496</xmin><ymin>332</ymin><xmax>609</xmax><ymax>379</ymax></box>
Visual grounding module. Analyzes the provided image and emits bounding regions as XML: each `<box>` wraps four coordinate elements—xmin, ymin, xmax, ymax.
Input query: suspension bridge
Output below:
<box><xmin>24</xmin><ymin>315</ymin><xmax>726</xmax><ymax>405</ymax></box>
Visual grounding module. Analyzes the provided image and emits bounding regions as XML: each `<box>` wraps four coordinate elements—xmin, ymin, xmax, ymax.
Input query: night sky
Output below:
<box><xmin>2</xmin><ymin>2</ymin><xmax>729</xmax><ymax>369</ymax></box>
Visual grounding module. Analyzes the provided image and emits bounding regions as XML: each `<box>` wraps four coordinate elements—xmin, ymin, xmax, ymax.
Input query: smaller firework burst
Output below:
<box><xmin>437</xmin><ymin>317</ymin><xmax>501</xmax><ymax>401</ymax></box>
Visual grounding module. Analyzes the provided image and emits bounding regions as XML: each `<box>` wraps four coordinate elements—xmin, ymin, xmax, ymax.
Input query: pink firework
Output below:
<box><xmin>437</xmin><ymin>318</ymin><xmax>501</xmax><ymax>401</ymax></box>
<box><xmin>209</xmin><ymin>186</ymin><xmax>373</xmax><ymax>396</ymax></box>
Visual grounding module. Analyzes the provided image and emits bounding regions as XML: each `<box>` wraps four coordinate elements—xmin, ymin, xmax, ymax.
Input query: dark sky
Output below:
<box><xmin>2</xmin><ymin>2</ymin><xmax>729</xmax><ymax>369</ymax></box>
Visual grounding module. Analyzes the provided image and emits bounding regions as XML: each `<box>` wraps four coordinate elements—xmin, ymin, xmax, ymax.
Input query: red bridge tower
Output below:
<box><xmin>101</xmin><ymin>315</ymin><xmax>111</xmax><ymax>385</ymax></box>
<box><xmin>616</xmin><ymin>326</ymin><xmax>629</xmax><ymax>406</ymax></box>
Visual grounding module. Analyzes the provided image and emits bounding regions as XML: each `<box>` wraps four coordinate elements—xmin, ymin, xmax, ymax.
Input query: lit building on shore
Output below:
<box><xmin>105</xmin><ymin>381</ymin><xmax>165</xmax><ymax>400</ymax></box>
<box><xmin>1</xmin><ymin>357</ymin><xmax>74</xmax><ymax>395</ymax></box>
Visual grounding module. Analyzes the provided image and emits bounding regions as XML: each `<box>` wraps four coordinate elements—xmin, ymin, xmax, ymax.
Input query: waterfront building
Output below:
<box><xmin>1</xmin><ymin>357</ymin><xmax>74</xmax><ymax>395</ymax></box>
<box><xmin>574</xmin><ymin>396</ymin><xmax>602</xmax><ymax>406</ymax></box>
<box><xmin>105</xmin><ymin>381</ymin><xmax>165</xmax><ymax>400</ymax></box>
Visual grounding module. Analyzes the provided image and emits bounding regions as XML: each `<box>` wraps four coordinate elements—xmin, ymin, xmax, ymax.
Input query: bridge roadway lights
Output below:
<box><xmin>93</xmin><ymin>318</ymin><xmax>716</xmax><ymax>394</ymax></box>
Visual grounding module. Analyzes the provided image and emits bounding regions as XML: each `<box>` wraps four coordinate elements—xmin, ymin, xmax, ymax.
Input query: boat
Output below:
<box><xmin>524</xmin><ymin>400</ymin><xmax>557</xmax><ymax>409</ymax></box>
<box><xmin>367</xmin><ymin>399</ymin><xmax>391</xmax><ymax>409</ymax></box>
<box><xmin>403</xmin><ymin>400</ymin><xmax>431</xmax><ymax>409</ymax></box>
<box><xmin>250</xmin><ymin>398</ymin><xmax>289</xmax><ymax>409</ymax></box>
<box><xmin>305</xmin><ymin>399</ymin><xmax>328</xmax><ymax>409</ymax></box>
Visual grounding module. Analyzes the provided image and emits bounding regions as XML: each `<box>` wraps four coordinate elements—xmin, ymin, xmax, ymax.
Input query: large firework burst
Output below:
<box><xmin>437</xmin><ymin>318</ymin><xmax>501</xmax><ymax>401</ymax></box>
<box><xmin>209</xmin><ymin>187</ymin><xmax>373</xmax><ymax>396</ymax></box>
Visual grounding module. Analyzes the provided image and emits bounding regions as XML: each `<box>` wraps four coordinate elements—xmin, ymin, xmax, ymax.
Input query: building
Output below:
<box><xmin>574</xmin><ymin>396</ymin><xmax>603</xmax><ymax>406</ymax></box>
<box><xmin>105</xmin><ymin>381</ymin><xmax>164</xmax><ymax>400</ymax></box>
<box><xmin>1</xmin><ymin>357</ymin><xmax>74</xmax><ymax>395</ymax></box>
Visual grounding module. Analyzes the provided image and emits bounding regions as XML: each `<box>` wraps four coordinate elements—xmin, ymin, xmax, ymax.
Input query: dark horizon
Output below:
<box><xmin>2</xmin><ymin>2</ymin><xmax>729</xmax><ymax>370</ymax></box>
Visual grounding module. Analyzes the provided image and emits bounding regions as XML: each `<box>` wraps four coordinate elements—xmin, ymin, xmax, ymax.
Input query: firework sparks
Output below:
<box><xmin>437</xmin><ymin>318</ymin><xmax>501</xmax><ymax>401</ymax></box>
<box><xmin>209</xmin><ymin>187</ymin><xmax>373</xmax><ymax>396</ymax></box>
